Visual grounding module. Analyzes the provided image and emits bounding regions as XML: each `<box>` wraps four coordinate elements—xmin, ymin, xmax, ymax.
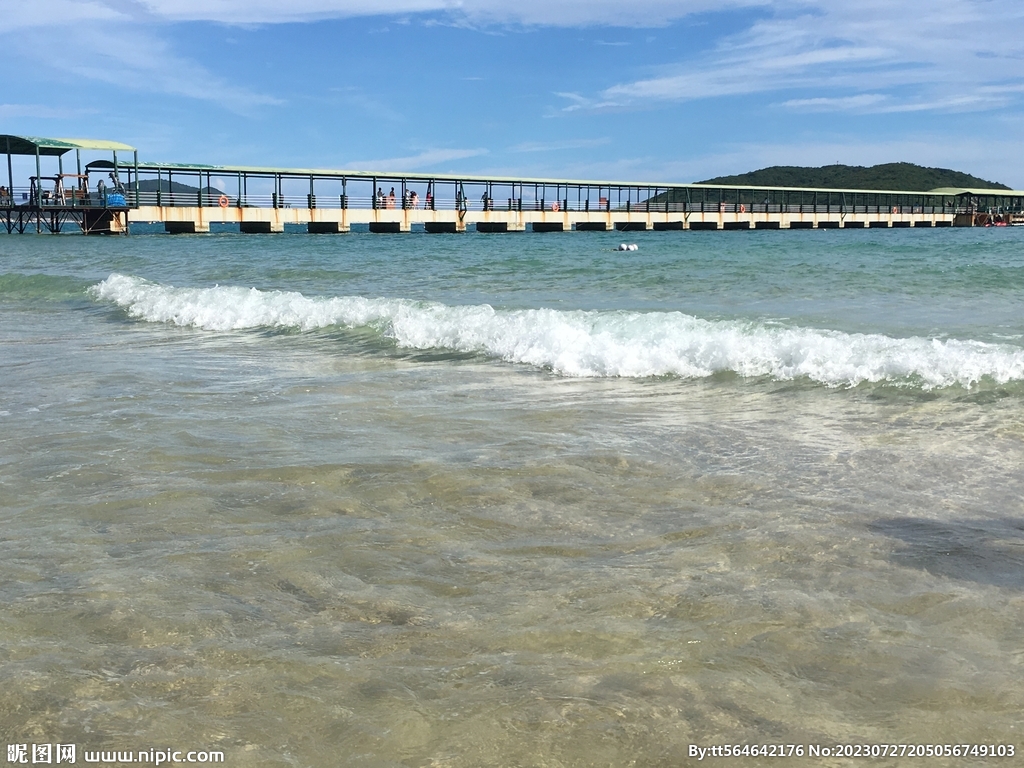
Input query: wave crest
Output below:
<box><xmin>90</xmin><ymin>274</ymin><xmax>1024</xmax><ymax>388</ymax></box>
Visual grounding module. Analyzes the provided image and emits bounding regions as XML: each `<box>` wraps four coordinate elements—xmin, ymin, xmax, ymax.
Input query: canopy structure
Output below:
<box><xmin>1</xmin><ymin>135</ymin><xmax>136</xmax><ymax>156</ymax></box>
<box><xmin>3</xmin><ymin>135</ymin><xmax>139</xmax><ymax>218</ymax></box>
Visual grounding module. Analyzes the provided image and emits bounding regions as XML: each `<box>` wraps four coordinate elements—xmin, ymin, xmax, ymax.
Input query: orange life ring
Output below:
<box><xmin>739</xmin><ymin>204</ymin><xmax>746</xmax><ymax>213</ymax></box>
<box><xmin>218</xmin><ymin>195</ymin><xmax>230</xmax><ymax>208</ymax></box>
<box><xmin>891</xmin><ymin>206</ymin><xmax>898</xmax><ymax>214</ymax></box>
<box><xmin>551</xmin><ymin>201</ymin><xmax>560</xmax><ymax>212</ymax></box>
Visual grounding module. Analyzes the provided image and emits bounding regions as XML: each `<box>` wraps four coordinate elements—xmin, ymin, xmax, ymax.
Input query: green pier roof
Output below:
<box><xmin>1</xmin><ymin>135</ymin><xmax>136</xmax><ymax>156</ymax></box>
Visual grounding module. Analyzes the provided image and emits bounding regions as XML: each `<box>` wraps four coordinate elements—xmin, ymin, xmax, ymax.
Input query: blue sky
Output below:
<box><xmin>2</xmin><ymin>0</ymin><xmax>1023</xmax><ymax>186</ymax></box>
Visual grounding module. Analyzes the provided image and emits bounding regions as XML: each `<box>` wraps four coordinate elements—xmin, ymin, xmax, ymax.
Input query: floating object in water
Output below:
<box><xmin>617</xmin><ymin>243</ymin><xmax>639</xmax><ymax>251</ymax></box>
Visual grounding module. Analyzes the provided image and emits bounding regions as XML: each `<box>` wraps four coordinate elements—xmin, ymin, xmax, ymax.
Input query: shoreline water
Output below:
<box><xmin>2</xmin><ymin>229</ymin><xmax>1022</xmax><ymax>765</ymax></box>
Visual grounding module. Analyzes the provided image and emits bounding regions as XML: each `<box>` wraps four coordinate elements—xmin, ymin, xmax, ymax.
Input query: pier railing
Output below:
<box><xmin>125</xmin><ymin>188</ymin><xmax>958</xmax><ymax>216</ymax></box>
<box><xmin>0</xmin><ymin>186</ymin><xmax>130</xmax><ymax>209</ymax></box>
<box><xmin>123</xmin><ymin>163</ymin><xmax>1012</xmax><ymax>217</ymax></box>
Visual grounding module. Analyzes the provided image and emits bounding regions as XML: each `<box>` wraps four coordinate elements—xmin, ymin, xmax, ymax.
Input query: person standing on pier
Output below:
<box><xmin>387</xmin><ymin>187</ymin><xmax>396</xmax><ymax>209</ymax></box>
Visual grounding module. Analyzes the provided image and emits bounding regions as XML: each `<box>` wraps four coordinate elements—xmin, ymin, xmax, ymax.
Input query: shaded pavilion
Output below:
<box><xmin>2</xmin><ymin>135</ymin><xmax>137</xmax><ymax>233</ymax></box>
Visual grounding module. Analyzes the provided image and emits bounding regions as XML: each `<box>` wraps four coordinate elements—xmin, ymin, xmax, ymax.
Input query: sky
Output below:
<box><xmin>2</xmin><ymin>0</ymin><xmax>1023</xmax><ymax>186</ymax></box>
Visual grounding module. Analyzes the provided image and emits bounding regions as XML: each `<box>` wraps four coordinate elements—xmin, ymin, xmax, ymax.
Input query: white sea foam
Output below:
<box><xmin>91</xmin><ymin>273</ymin><xmax>1024</xmax><ymax>388</ymax></box>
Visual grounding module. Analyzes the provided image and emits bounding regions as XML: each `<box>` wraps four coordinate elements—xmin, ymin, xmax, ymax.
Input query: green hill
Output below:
<box><xmin>138</xmin><ymin>179</ymin><xmax>226</xmax><ymax>196</ymax></box>
<box><xmin>696</xmin><ymin>163</ymin><xmax>1010</xmax><ymax>191</ymax></box>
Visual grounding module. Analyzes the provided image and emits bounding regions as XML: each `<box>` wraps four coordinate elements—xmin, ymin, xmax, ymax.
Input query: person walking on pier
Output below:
<box><xmin>387</xmin><ymin>187</ymin><xmax>396</xmax><ymax>209</ymax></box>
<box><xmin>0</xmin><ymin>186</ymin><xmax>9</xmax><ymax>207</ymax></box>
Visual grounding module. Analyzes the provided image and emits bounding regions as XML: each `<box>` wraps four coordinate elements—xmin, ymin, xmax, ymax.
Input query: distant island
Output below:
<box><xmin>695</xmin><ymin>163</ymin><xmax>1010</xmax><ymax>191</ymax></box>
<box><xmin>138</xmin><ymin>179</ymin><xmax>226</xmax><ymax>196</ymax></box>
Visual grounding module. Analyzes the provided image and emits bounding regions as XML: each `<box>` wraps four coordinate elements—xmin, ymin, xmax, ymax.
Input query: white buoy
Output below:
<box><xmin>628</xmin><ymin>243</ymin><xmax>638</xmax><ymax>251</ymax></box>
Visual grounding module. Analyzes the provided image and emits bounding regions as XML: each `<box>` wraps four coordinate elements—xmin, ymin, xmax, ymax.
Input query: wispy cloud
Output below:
<box><xmin>327</xmin><ymin>87</ymin><xmax>406</xmax><ymax>123</ymax></box>
<box><xmin>0</xmin><ymin>0</ymin><xmax>124</xmax><ymax>31</ymax></box>
<box><xmin>345</xmin><ymin>147</ymin><xmax>489</xmax><ymax>171</ymax></box>
<box><xmin>123</xmin><ymin>0</ymin><xmax>767</xmax><ymax>27</ymax></box>
<box><xmin>0</xmin><ymin>103</ymin><xmax>97</xmax><ymax>120</ymax></box>
<box><xmin>555</xmin><ymin>92</ymin><xmax>624</xmax><ymax>113</ymax></box>
<box><xmin>0</xmin><ymin>2</ymin><xmax>282</xmax><ymax>114</ymax></box>
<box><xmin>580</xmin><ymin>1</ymin><xmax>1024</xmax><ymax>116</ymax></box>
<box><xmin>780</xmin><ymin>94</ymin><xmax>888</xmax><ymax>111</ymax></box>
<box><xmin>509</xmin><ymin>138</ymin><xmax>611</xmax><ymax>152</ymax></box>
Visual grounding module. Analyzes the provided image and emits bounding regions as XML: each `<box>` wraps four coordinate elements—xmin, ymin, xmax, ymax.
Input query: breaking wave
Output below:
<box><xmin>91</xmin><ymin>273</ymin><xmax>1024</xmax><ymax>388</ymax></box>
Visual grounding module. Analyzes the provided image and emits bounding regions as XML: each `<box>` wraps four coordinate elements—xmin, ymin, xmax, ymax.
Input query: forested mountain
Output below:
<box><xmin>137</xmin><ymin>179</ymin><xmax>226</xmax><ymax>196</ymax></box>
<box><xmin>695</xmin><ymin>163</ymin><xmax>1010</xmax><ymax>191</ymax></box>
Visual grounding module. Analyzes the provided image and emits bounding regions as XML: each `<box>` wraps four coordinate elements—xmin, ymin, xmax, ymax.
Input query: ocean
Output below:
<box><xmin>1</xmin><ymin>227</ymin><xmax>1022</xmax><ymax>766</ymax></box>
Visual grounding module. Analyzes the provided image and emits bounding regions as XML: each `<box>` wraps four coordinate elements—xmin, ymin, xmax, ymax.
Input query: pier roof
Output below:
<box><xmin>927</xmin><ymin>186</ymin><xmax>1024</xmax><ymax>196</ymax></box>
<box><xmin>2</xmin><ymin>135</ymin><xmax>136</xmax><ymax>156</ymax></box>
<box><xmin>135</xmin><ymin>161</ymin><xmax>1023</xmax><ymax>197</ymax></box>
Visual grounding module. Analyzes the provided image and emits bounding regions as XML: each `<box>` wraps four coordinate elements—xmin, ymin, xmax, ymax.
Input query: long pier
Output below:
<box><xmin>4</xmin><ymin>134</ymin><xmax>1024</xmax><ymax>234</ymax></box>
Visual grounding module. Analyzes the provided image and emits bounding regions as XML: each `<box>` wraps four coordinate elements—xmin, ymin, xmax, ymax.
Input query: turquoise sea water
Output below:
<box><xmin>1</xmin><ymin>228</ymin><xmax>1023</xmax><ymax>765</ymax></box>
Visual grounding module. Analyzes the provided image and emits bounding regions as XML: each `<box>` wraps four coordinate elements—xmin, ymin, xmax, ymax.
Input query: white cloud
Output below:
<box><xmin>0</xmin><ymin>103</ymin><xmax>97</xmax><ymax>119</ymax></box>
<box><xmin>67</xmin><ymin>0</ymin><xmax>769</xmax><ymax>27</ymax></box>
<box><xmin>0</xmin><ymin>0</ymin><xmax>124</xmax><ymax>30</ymax></box>
<box><xmin>0</xmin><ymin>3</ymin><xmax>281</xmax><ymax>114</ymax></box>
<box><xmin>345</xmin><ymin>147</ymin><xmax>489</xmax><ymax>170</ymax></box>
<box><xmin>780</xmin><ymin>94</ymin><xmax>888</xmax><ymax>111</ymax></box>
<box><xmin>589</xmin><ymin>0</ymin><xmax>1024</xmax><ymax>115</ymax></box>
<box><xmin>510</xmin><ymin>138</ymin><xmax>611</xmax><ymax>152</ymax></box>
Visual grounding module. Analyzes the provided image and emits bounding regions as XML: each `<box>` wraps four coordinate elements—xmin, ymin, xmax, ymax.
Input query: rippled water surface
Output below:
<box><xmin>1</xmin><ymin>228</ymin><xmax>1023</xmax><ymax>766</ymax></box>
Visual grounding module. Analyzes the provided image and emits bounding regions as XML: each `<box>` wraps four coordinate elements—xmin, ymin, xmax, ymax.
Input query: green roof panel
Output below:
<box><xmin>1</xmin><ymin>135</ymin><xmax>135</xmax><ymax>156</ymax></box>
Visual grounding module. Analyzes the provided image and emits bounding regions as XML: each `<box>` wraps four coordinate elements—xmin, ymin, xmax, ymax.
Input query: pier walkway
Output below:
<box><xmin>4</xmin><ymin>135</ymin><xmax>1023</xmax><ymax>234</ymax></box>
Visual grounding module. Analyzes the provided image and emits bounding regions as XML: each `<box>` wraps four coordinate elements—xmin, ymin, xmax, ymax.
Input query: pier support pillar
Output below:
<box><xmin>532</xmin><ymin>222</ymin><xmax>564</xmax><ymax>232</ymax></box>
<box><xmin>615</xmin><ymin>221</ymin><xmax>650</xmax><ymax>232</ymax></box>
<box><xmin>240</xmin><ymin>221</ymin><xmax>283</xmax><ymax>233</ymax></box>
<box><xmin>575</xmin><ymin>222</ymin><xmax>607</xmax><ymax>231</ymax></box>
<box><xmin>308</xmin><ymin>221</ymin><xmax>349</xmax><ymax>234</ymax></box>
<box><xmin>370</xmin><ymin>221</ymin><xmax>411</xmax><ymax>233</ymax></box>
<box><xmin>476</xmin><ymin>222</ymin><xmax>525</xmax><ymax>232</ymax></box>
<box><xmin>424</xmin><ymin>221</ymin><xmax>464</xmax><ymax>233</ymax></box>
<box><xmin>83</xmin><ymin>209</ymin><xmax>127</xmax><ymax>235</ymax></box>
<box><xmin>165</xmin><ymin>221</ymin><xmax>209</xmax><ymax>234</ymax></box>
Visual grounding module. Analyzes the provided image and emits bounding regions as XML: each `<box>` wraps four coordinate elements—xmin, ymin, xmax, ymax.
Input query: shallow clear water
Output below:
<box><xmin>1</xmin><ymin>228</ymin><xmax>1023</xmax><ymax>766</ymax></box>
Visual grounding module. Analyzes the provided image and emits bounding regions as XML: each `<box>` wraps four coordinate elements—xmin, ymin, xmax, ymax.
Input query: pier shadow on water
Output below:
<box><xmin>868</xmin><ymin>516</ymin><xmax>1024</xmax><ymax>589</ymax></box>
